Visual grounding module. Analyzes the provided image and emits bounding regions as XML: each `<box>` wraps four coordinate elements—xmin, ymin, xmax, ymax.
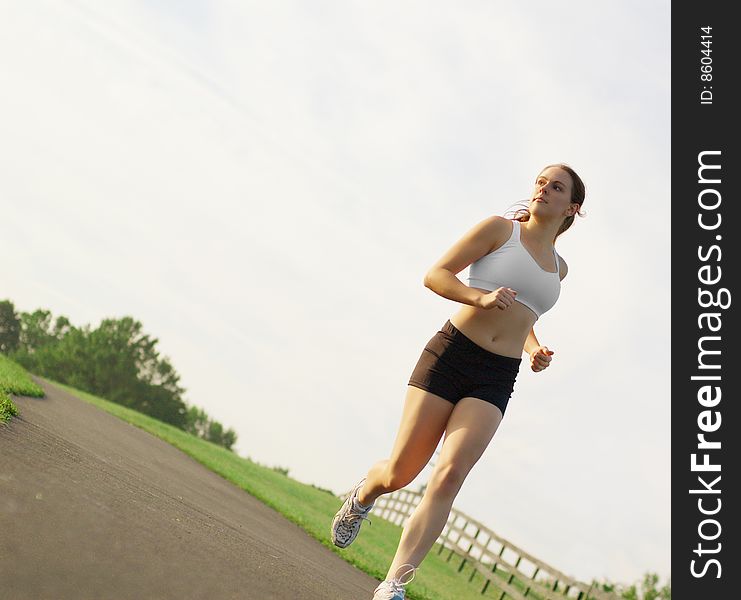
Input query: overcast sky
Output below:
<box><xmin>2</xmin><ymin>0</ymin><xmax>670</xmax><ymax>585</ymax></box>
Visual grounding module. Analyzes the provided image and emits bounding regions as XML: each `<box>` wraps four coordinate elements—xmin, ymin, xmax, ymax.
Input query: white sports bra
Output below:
<box><xmin>467</xmin><ymin>219</ymin><xmax>561</xmax><ymax>319</ymax></box>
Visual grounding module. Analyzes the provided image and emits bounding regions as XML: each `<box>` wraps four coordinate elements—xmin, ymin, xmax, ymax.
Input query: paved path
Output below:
<box><xmin>0</xmin><ymin>379</ymin><xmax>378</xmax><ymax>600</ymax></box>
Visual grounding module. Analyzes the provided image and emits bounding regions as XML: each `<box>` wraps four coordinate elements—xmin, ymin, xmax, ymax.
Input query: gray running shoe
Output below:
<box><xmin>330</xmin><ymin>477</ymin><xmax>374</xmax><ymax>548</ymax></box>
<box><xmin>372</xmin><ymin>563</ymin><xmax>417</xmax><ymax>599</ymax></box>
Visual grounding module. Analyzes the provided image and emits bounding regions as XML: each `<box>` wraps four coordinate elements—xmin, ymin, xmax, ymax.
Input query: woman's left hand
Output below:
<box><xmin>529</xmin><ymin>346</ymin><xmax>554</xmax><ymax>372</ymax></box>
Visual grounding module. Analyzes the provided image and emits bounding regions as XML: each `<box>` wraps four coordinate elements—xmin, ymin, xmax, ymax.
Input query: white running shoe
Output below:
<box><xmin>372</xmin><ymin>563</ymin><xmax>417</xmax><ymax>600</ymax></box>
<box><xmin>331</xmin><ymin>477</ymin><xmax>374</xmax><ymax>548</ymax></box>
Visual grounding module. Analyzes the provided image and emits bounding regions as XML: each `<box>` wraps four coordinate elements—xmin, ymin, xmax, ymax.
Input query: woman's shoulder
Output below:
<box><xmin>486</xmin><ymin>215</ymin><xmax>516</xmax><ymax>243</ymax></box>
<box><xmin>480</xmin><ymin>214</ymin><xmax>513</xmax><ymax>226</ymax></box>
<box><xmin>469</xmin><ymin>215</ymin><xmax>515</xmax><ymax>239</ymax></box>
<box><xmin>483</xmin><ymin>214</ymin><xmax>517</xmax><ymax>234</ymax></box>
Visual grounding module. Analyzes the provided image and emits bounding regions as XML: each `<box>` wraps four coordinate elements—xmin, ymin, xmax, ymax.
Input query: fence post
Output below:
<box><xmin>446</xmin><ymin>516</ymin><xmax>462</xmax><ymax>562</ymax></box>
<box><xmin>465</xmin><ymin>527</ymin><xmax>482</xmax><ymax>582</ymax></box>
<box><xmin>458</xmin><ymin>522</ymin><xmax>478</xmax><ymax>573</ymax></box>
<box><xmin>437</xmin><ymin>513</ymin><xmax>454</xmax><ymax>556</ymax></box>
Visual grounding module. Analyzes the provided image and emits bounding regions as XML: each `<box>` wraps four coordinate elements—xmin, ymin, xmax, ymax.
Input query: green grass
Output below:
<box><xmin>0</xmin><ymin>354</ymin><xmax>44</xmax><ymax>422</ymax></box>
<box><xmin>42</xmin><ymin>377</ymin><xmax>560</xmax><ymax>600</ymax></box>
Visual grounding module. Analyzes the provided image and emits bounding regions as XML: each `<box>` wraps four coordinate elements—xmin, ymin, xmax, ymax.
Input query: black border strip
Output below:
<box><xmin>672</xmin><ymin>2</ymin><xmax>738</xmax><ymax>596</ymax></box>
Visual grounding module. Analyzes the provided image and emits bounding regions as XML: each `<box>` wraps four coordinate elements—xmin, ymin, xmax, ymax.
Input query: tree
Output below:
<box><xmin>220</xmin><ymin>428</ymin><xmax>238</xmax><ymax>451</ymax></box>
<box><xmin>76</xmin><ymin>316</ymin><xmax>188</xmax><ymax>428</ymax></box>
<box><xmin>618</xmin><ymin>573</ymin><xmax>671</xmax><ymax>599</ymax></box>
<box><xmin>0</xmin><ymin>300</ymin><xmax>21</xmax><ymax>353</ymax></box>
<box><xmin>185</xmin><ymin>405</ymin><xmax>238</xmax><ymax>451</ymax></box>
<box><xmin>595</xmin><ymin>572</ymin><xmax>671</xmax><ymax>600</ymax></box>
<box><xmin>18</xmin><ymin>309</ymin><xmax>57</xmax><ymax>352</ymax></box>
<box><xmin>185</xmin><ymin>405</ymin><xmax>210</xmax><ymax>437</ymax></box>
<box><xmin>9</xmin><ymin>303</ymin><xmax>237</xmax><ymax>450</ymax></box>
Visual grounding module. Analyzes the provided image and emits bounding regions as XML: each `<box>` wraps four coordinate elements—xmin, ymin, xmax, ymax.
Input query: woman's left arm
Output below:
<box><xmin>524</xmin><ymin>254</ymin><xmax>566</xmax><ymax>368</ymax></box>
<box><xmin>524</xmin><ymin>327</ymin><xmax>554</xmax><ymax>372</ymax></box>
<box><xmin>523</xmin><ymin>328</ymin><xmax>540</xmax><ymax>356</ymax></box>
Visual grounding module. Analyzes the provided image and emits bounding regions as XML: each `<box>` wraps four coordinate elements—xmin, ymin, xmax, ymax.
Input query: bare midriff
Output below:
<box><xmin>449</xmin><ymin>287</ymin><xmax>537</xmax><ymax>359</ymax></box>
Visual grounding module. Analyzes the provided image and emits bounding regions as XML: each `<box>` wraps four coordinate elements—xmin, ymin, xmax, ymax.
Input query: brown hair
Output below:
<box><xmin>505</xmin><ymin>163</ymin><xmax>587</xmax><ymax>241</ymax></box>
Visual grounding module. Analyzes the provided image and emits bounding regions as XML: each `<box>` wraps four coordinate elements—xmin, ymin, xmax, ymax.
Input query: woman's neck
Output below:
<box><xmin>521</xmin><ymin>217</ymin><xmax>559</xmax><ymax>248</ymax></box>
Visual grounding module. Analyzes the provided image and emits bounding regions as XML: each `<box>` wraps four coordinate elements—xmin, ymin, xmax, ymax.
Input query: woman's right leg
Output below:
<box><xmin>356</xmin><ymin>385</ymin><xmax>455</xmax><ymax>507</ymax></box>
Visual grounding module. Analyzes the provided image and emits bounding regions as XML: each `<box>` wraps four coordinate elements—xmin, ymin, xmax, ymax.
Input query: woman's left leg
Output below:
<box><xmin>383</xmin><ymin>397</ymin><xmax>504</xmax><ymax>579</ymax></box>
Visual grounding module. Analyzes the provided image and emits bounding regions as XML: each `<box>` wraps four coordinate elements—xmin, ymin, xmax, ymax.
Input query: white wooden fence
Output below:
<box><xmin>346</xmin><ymin>484</ymin><xmax>619</xmax><ymax>600</ymax></box>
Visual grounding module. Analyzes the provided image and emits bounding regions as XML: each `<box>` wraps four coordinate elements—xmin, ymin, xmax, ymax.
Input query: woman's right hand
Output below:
<box><xmin>477</xmin><ymin>287</ymin><xmax>518</xmax><ymax>310</ymax></box>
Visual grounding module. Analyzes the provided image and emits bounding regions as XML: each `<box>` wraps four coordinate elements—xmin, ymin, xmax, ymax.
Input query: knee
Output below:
<box><xmin>428</xmin><ymin>463</ymin><xmax>466</xmax><ymax>497</ymax></box>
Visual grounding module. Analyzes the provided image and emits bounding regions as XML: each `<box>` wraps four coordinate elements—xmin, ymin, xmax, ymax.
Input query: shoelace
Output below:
<box><xmin>384</xmin><ymin>563</ymin><xmax>417</xmax><ymax>595</ymax></box>
<box><xmin>343</xmin><ymin>502</ymin><xmax>373</xmax><ymax>527</ymax></box>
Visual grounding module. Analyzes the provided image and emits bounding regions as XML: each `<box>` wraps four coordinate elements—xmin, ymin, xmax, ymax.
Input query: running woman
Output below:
<box><xmin>331</xmin><ymin>163</ymin><xmax>586</xmax><ymax>600</ymax></box>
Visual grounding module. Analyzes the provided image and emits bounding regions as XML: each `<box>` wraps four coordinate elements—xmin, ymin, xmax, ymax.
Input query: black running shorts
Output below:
<box><xmin>408</xmin><ymin>319</ymin><xmax>522</xmax><ymax>416</ymax></box>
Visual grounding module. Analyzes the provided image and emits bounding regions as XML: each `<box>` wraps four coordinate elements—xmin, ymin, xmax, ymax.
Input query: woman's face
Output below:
<box><xmin>530</xmin><ymin>166</ymin><xmax>577</xmax><ymax>219</ymax></box>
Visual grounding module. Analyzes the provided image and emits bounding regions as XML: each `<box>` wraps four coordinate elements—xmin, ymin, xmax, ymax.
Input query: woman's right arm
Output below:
<box><xmin>423</xmin><ymin>216</ymin><xmax>513</xmax><ymax>308</ymax></box>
